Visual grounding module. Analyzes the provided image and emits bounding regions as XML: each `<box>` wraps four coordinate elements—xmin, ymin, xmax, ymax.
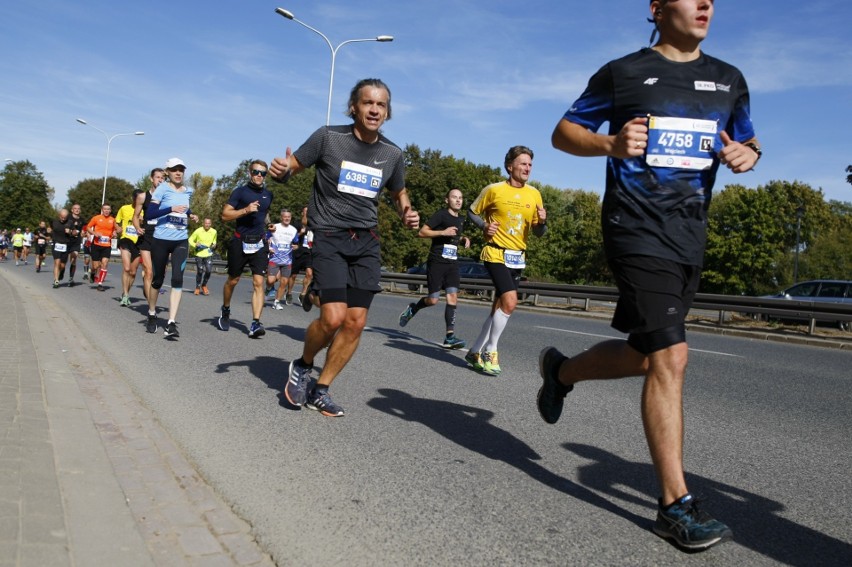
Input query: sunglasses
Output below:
<box><xmin>251</xmin><ymin>169</ymin><xmax>268</xmax><ymax>177</ymax></box>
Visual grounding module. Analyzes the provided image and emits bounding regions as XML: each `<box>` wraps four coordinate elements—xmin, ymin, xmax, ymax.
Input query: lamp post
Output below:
<box><xmin>76</xmin><ymin>119</ymin><xmax>144</xmax><ymax>205</ymax></box>
<box><xmin>793</xmin><ymin>206</ymin><xmax>804</xmax><ymax>283</ymax></box>
<box><xmin>275</xmin><ymin>8</ymin><xmax>393</xmax><ymax>125</ymax></box>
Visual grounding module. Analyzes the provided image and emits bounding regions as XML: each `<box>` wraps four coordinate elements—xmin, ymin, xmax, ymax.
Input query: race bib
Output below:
<box><xmin>645</xmin><ymin>116</ymin><xmax>717</xmax><ymax>170</ymax></box>
<box><xmin>97</xmin><ymin>235</ymin><xmax>111</xmax><ymax>245</ymax></box>
<box><xmin>337</xmin><ymin>161</ymin><xmax>383</xmax><ymax>199</ymax></box>
<box><xmin>37</xmin><ymin>238</ymin><xmax>46</xmax><ymax>245</ymax></box>
<box><xmin>441</xmin><ymin>244</ymin><xmax>458</xmax><ymax>260</ymax></box>
<box><xmin>125</xmin><ymin>226</ymin><xmax>138</xmax><ymax>237</ymax></box>
<box><xmin>504</xmin><ymin>249</ymin><xmax>525</xmax><ymax>269</ymax></box>
<box><xmin>242</xmin><ymin>241</ymin><xmax>264</xmax><ymax>254</ymax></box>
<box><xmin>53</xmin><ymin>243</ymin><xmax>67</xmax><ymax>252</ymax></box>
<box><xmin>165</xmin><ymin>213</ymin><xmax>188</xmax><ymax>227</ymax></box>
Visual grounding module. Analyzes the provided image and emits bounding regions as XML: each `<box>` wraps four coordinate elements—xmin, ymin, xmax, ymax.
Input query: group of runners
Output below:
<box><xmin>2</xmin><ymin>0</ymin><xmax>761</xmax><ymax>553</ymax></box>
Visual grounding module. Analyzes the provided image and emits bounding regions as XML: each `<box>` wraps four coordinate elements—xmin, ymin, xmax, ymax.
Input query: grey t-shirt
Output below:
<box><xmin>294</xmin><ymin>125</ymin><xmax>406</xmax><ymax>230</ymax></box>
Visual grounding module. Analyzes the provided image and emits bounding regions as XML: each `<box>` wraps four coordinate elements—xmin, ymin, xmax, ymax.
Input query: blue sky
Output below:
<box><xmin>2</xmin><ymin>1</ymin><xmax>851</xmax><ymax>209</ymax></box>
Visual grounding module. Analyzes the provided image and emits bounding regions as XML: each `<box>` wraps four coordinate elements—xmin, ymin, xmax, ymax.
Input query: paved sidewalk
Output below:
<box><xmin>0</xmin><ymin>269</ymin><xmax>274</xmax><ymax>567</ymax></box>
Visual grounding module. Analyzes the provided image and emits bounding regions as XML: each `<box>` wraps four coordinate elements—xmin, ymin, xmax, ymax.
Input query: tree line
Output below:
<box><xmin>3</xmin><ymin>154</ymin><xmax>851</xmax><ymax>296</ymax></box>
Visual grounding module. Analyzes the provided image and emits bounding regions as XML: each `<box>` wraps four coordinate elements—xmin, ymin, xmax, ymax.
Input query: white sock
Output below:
<box><xmin>484</xmin><ymin>309</ymin><xmax>511</xmax><ymax>352</ymax></box>
<box><xmin>470</xmin><ymin>316</ymin><xmax>493</xmax><ymax>354</ymax></box>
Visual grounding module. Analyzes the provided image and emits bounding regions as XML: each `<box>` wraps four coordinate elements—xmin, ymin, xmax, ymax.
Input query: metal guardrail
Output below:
<box><xmin>380</xmin><ymin>272</ymin><xmax>852</xmax><ymax>335</ymax></box>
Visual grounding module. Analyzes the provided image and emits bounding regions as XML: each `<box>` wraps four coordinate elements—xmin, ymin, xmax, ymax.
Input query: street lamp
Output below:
<box><xmin>793</xmin><ymin>206</ymin><xmax>804</xmax><ymax>283</ymax></box>
<box><xmin>76</xmin><ymin>118</ymin><xmax>144</xmax><ymax>205</ymax></box>
<box><xmin>275</xmin><ymin>7</ymin><xmax>393</xmax><ymax>125</ymax></box>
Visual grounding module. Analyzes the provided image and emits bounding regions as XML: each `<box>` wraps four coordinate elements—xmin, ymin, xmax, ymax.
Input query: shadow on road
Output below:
<box><xmin>367</xmin><ymin>388</ymin><xmax>851</xmax><ymax>564</ymax></box>
<box><xmin>366</xmin><ymin>326</ymin><xmax>469</xmax><ymax>369</ymax></box>
<box><xmin>367</xmin><ymin>388</ymin><xmax>647</xmax><ymax>530</ymax></box>
<box><xmin>566</xmin><ymin>443</ymin><xmax>852</xmax><ymax>565</ymax></box>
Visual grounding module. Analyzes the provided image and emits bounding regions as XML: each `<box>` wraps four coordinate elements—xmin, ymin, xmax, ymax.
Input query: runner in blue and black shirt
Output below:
<box><xmin>537</xmin><ymin>0</ymin><xmax>760</xmax><ymax>552</ymax></box>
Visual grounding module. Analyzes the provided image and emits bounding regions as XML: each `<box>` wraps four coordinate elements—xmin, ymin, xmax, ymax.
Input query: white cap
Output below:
<box><xmin>165</xmin><ymin>157</ymin><xmax>185</xmax><ymax>169</ymax></box>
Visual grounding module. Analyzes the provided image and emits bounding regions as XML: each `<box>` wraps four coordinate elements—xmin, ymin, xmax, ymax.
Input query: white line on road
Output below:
<box><xmin>535</xmin><ymin>326</ymin><xmax>744</xmax><ymax>358</ymax></box>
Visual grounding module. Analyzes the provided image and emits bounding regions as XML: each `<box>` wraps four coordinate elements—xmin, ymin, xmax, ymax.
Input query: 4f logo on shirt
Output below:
<box><xmin>644</xmin><ymin>78</ymin><xmax>659</xmax><ymax>85</ymax></box>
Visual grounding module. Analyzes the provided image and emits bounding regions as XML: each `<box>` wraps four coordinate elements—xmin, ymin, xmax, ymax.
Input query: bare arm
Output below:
<box><xmin>552</xmin><ymin>116</ymin><xmax>648</xmax><ymax>160</ymax></box>
<box><xmin>391</xmin><ymin>188</ymin><xmax>419</xmax><ymax>229</ymax></box>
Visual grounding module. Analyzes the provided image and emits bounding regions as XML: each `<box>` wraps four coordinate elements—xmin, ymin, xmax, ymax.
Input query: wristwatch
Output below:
<box><xmin>744</xmin><ymin>142</ymin><xmax>762</xmax><ymax>161</ymax></box>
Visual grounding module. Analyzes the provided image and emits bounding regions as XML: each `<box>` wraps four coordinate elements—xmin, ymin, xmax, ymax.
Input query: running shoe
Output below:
<box><xmin>398</xmin><ymin>303</ymin><xmax>416</xmax><ymax>327</ymax></box>
<box><xmin>52</xmin><ymin>280</ymin><xmax>60</xmax><ymax>289</ymax></box>
<box><xmin>442</xmin><ymin>335</ymin><xmax>466</xmax><ymax>350</ymax></box>
<box><xmin>119</xmin><ymin>294</ymin><xmax>130</xmax><ymax>307</ymax></box>
<box><xmin>164</xmin><ymin>321</ymin><xmax>179</xmax><ymax>338</ymax></box>
<box><xmin>82</xmin><ymin>272</ymin><xmax>89</xmax><ymax>282</ymax></box>
<box><xmin>201</xmin><ymin>285</ymin><xmax>209</xmax><ymax>296</ymax></box>
<box><xmin>537</xmin><ymin>347</ymin><xmax>572</xmax><ymax>425</ymax></box>
<box><xmin>285</xmin><ymin>293</ymin><xmax>293</xmax><ymax>305</ymax></box>
<box><xmin>301</xmin><ymin>286</ymin><xmax>315</xmax><ymax>313</ymax></box>
<box><xmin>481</xmin><ymin>351</ymin><xmax>501</xmax><ymax>375</ymax></box>
<box><xmin>36</xmin><ymin>266</ymin><xmax>41</xmax><ymax>273</ymax></box>
<box><xmin>464</xmin><ymin>351</ymin><xmax>484</xmax><ymax>371</ymax></box>
<box><xmin>97</xmin><ymin>284</ymin><xmax>104</xmax><ymax>292</ymax></box>
<box><xmin>272</xmin><ymin>300</ymin><xmax>284</xmax><ymax>310</ymax></box>
<box><xmin>218</xmin><ymin>307</ymin><xmax>230</xmax><ymax>331</ymax></box>
<box><xmin>266</xmin><ymin>288</ymin><xmax>276</xmax><ymax>299</ymax></box>
<box><xmin>248</xmin><ymin>321</ymin><xmax>265</xmax><ymax>338</ymax></box>
<box><xmin>194</xmin><ymin>287</ymin><xmax>200</xmax><ymax>295</ymax></box>
<box><xmin>653</xmin><ymin>494</ymin><xmax>732</xmax><ymax>551</ymax></box>
<box><xmin>306</xmin><ymin>389</ymin><xmax>345</xmax><ymax>417</ymax></box>
<box><xmin>146</xmin><ymin>314</ymin><xmax>158</xmax><ymax>334</ymax></box>
<box><xmin>285</xmin><ymin>359</ymin><xmax>312</xmax><ymax>406</ymax></box>
<box><xmin>68</xmin><ymin>279</ymin><xmax>75</xmax><ymax>288</ymax></box>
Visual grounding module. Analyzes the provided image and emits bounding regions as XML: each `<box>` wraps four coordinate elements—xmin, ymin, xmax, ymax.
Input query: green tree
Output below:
<box><xmin>0</xmin><ymin>160</ymin><xmax>55</xmax><ymax>230</ymax></box>
<box><xmin>527</xmin><ymin>186</ymin><xmax>607</xmax><ymax>284</ymax></box>
<box><xmin>66</xmin><ymin>176</ymin><xmax>136</xmax><ymax>219</ymax></box>
<box><xmin>703</xmin><ymin>180</ymin><xmax>834</xmax><ymax>295</ymax></box>
<box><xmin>188</xmin><ymin>172</ymin><xmax>216</xmax><ymax>224</ymax></box>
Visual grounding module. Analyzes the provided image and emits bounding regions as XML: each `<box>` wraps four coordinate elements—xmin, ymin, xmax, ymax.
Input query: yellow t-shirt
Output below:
<box><xmin>469</xmin><ymin>181</ymin><xmax>543</xmax><ymax>265</ymax></box>
<box><xmin>188</xmin><ymin>227</ymin><xmax>218</xmax><ymax>257</ymax></box>
<box><xmin>115</xmin><ymin>204</ymin><xmax>139</xmax><ymax>243</ymax></box>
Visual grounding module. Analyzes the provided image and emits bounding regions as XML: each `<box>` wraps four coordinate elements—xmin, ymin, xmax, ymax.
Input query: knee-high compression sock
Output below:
<box><xmin>470</xmin><ymin>316</ymin><xmax>493</xmax><ymax>354</ymax></box>
<box><xmin>484</xmin><ymin>309</ymin><xmax>511</xmax><ymax>352</ymax></box>
<box><xmin>445</xmin><ymin>304</ymin><xmax>457</xmax><ymax>334</ymax></box>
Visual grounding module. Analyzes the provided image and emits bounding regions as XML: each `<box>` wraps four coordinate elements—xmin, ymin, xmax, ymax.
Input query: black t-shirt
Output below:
<box><xmin>67</xmin><ymin>215</ymin><xmax>85</xmax><ymax>245</ymax></box>
<box><xmin>425</xmin><ymin>208</ymin><xmax>465</xmax><ymax>264</ymax></box>
<box><xmin>226</xmin><ymin>182</ymin><xmax>273</xmax><ymax>237</ymax></box>
<box><xmin>35</xmin><ymin>227</ymin><xmax>49</xmax><ymax>245</ymax></box>
<box><xmin>293</xmin><ymin>125</ymin><xmax>406</xmax><ymax>230</ymax></box>
<box><xmin>565</xmin><ymin>48</ymin><xmax>755</xmax><ymax>266</ymax></box>
<box><xmin>51</xmin><ymin>218</ymin><xmax>71</xmax><ymax>244</ymax></box>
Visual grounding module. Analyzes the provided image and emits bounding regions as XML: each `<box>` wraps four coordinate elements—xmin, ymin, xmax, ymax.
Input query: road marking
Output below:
<box><xmin>535</xmin><ymin>326</ymin><xmax>744</xmax><ymax>358</ymax></box>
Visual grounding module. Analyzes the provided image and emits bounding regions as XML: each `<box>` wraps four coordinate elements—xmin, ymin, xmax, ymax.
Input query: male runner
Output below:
<box><xmin>50</xmin><ymin>209</ymin><xmax>72</xmax><ymax>288</ymax></box>
<box><xmin>398</xmin><ymin>188</ymin><xmax>471</xmax><ymax>349</ymax></box>
<box><xmin>537</xmin><ymin>0</ymin><xmax>759</xmax><ymax>551</ymax></box>
<box><xmin>33</xmin><ymin>221</ymin><xmax>50</xmax><ymax>273</ymax></box>
<box><xmin>270</xmin><ymin>77</ymin><xmax>420</xmax><ymax>417</ymax></box>
<box><xmin>290</xmin><ymin>205</ymin><xmax>316</xmax><ymax>311</ymax></box>
<box><xmin>267</xmin><ymin>209</ymin><xmax>298</xmax><ymax>310</ymax></box>
<box><xmin>188</xmin><ymin>218</ymin><xmax>217</xmax><ymax>295</ymax></box>
<box><xmin>67</xmin><ymin>203</ymin><xmax>85</xmax><ymax>285</ymax></box>
<box><xmin>85</xmin><ymin>204</ymin><xmax>118</xmax><ymax>291</ymax></box>
<box><xmin>218</xmin><ymin>160</ymin><xmax>273</xmax><ymax>338</ymax></box>
<box><xmin>464</xmin><ymin>146</ymin><xmax>546</xmax><ymax>375</ymax></box>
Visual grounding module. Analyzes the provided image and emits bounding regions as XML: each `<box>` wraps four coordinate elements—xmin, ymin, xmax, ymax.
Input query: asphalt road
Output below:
<box><xmin>8</xmin><ymin>260</ymin><xmax>852</xmax><ymax>566</ymax></box>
